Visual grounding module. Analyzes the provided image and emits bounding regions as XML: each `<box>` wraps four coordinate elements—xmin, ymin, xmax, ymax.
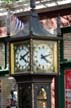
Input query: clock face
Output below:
<box><xmin>15</xmin><ymin>45</ymin><xmax>30</xmax><ymax>71</ymax></box>
<box><xmin>33</xmin><ymin>44</ymin><xmax>53</xmax><ymax>72</ymax></box>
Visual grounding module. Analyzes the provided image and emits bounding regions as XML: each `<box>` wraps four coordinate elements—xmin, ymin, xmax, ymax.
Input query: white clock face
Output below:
<box><xmin>33</xmin><ymin>44</ymin><xmax>53</xmax><ymax>71</ymax></box>
<box><xmin>15</xmin><ymin>45</ymin><xmax>30</xmax><ymax>70</ymax></box>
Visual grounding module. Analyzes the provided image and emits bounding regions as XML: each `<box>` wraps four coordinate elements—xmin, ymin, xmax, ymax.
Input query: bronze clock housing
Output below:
<box><xmin>9</xmin><ymin>2</ymin><xmax>60</xmax><ymax>75</ymax></box>
<box><xmin>10</xmin><ymin>39</ymin><xmax>58</xmax><ymax>74</ymax></box>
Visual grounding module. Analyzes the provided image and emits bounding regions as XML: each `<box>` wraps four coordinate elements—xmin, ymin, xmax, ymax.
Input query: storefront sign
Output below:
<box><xmin>64</xmin><ymin>70</ymin><xmax>71</xmax><ymax>108</ymax></box>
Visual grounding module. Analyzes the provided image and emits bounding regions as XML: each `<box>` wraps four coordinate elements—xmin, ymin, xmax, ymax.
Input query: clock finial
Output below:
<box><xmin>30</xmin><ymin>0</ymin><xmax>35</xmax><ymax>9</ymax></box>
<box><xmin>57</xmin><ymin>14</ymin><xmax>61</xmax><ymax>36</ymax></box>
<box><xmin>15</xmin><ymin>0</ymin><xmax>57</xmax><ymax>37</ymax></box>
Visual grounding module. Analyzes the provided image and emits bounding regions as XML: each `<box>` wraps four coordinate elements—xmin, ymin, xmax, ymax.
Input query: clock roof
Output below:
<box><xmin>15</xmin><ymin>10</ymin><xmax>56</xmax><ymax>38</ymax></box>
<box><xmin>14</xmin><ymin>0</ymin><xmax>61</xmax><ymax>39</ymax></box>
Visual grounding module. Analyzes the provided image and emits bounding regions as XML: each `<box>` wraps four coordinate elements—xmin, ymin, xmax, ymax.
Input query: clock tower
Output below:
<box><xmin>9</xmin><ymin>0</ymin><xmax>61</xmax><ymax>108</ymax></box>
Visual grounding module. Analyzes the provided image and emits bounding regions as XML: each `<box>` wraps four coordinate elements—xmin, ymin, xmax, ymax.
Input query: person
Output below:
<box><xmin>10</xmin><ymin>90</ymin><xmax>17</xmax><ymax>108</ymax></box>
<box><xmin>6</xmin><ymin>90</ymin><xmax>17</xmax><ymax>108</ymax></box>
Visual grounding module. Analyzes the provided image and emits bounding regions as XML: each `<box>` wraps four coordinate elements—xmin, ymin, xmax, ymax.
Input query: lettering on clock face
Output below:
<box><xmin>33</xmin><ymin>44</ymin><xmax>53</xmax><ymax>71</ymax></box>
<box><xmin>15</xmin><ymin>45</ymin><xmax>30</xmax><ymax>70</ymax></box>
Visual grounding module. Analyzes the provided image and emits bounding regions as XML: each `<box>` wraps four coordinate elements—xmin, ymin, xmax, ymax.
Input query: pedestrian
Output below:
<box><xmin>6</xmin><ymin>90</ymin><xmax>17</xmax><ymax>108</ymax></box>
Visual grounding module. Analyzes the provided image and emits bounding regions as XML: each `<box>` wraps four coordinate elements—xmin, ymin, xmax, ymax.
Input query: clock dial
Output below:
<box><xmin>33</xmin><ymin>44</ymin><xmax>53</xmax><ymax>72</ymax></box>
<box><xmin>15</xmin><ymin>45</ymin><xmax>30</xmax><ymax>70</ymax></box>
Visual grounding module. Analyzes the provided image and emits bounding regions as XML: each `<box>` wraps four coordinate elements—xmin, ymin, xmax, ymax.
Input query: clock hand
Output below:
<box><xmin>20</xmin><ymin>51</ymin><xmax>29</xmax><ymax>60</ymax></box>
<box><xmin>20</xmin><ymin>56</ymin><xmax>28</xmax><ymax>63</ymax></box>
<box><xmin>42</xmin><ymin>54</ymin><xmax>51</xmax><ymax>58</ymax></box>
<box><xmin>20</xmin><ymin>51</ymin><xmax>29</xmax><ymax>62</ymax></box>
<box><xmin>41</xmin><ymin>54</ymin><xmax>51</xmax><ymax>63</ymax></box>
<box><xmin>22</xmin><ymin>51</ymin><xmax>29</xmax><ymax>58</ymax></box>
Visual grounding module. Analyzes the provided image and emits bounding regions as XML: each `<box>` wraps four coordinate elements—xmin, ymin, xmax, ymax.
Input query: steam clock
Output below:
<box><xmin>9</xmin><ymin>0</ymin><xmax>61</xmax><ymax>108</ymax></box>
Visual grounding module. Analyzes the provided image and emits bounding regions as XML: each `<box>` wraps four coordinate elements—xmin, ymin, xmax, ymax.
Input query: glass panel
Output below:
<box><xmin>40</xmin><ymin>15</ymin><xmax>71</xmax><ymax>35</ymax></box>
<box><xmin>37</xmin><ymin>88</ymin><xmax>47</xmax><ymax>108</ymax></box>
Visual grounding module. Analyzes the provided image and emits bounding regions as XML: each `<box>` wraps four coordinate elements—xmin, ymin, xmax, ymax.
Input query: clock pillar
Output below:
<box><xmin>14</xmin><ymin>74</ymin><xmax>53</xmax><ymax>108</ymax></box>
<box><xmin>9</xmin><ymin>0</ymin><xmax>61</xmax><ymax>108</ymax></box>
